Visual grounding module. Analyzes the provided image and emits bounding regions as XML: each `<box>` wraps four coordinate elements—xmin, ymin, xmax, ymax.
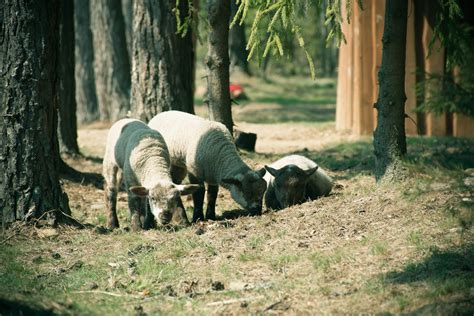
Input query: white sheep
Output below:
<box><xmin>264</xmin><ymin>155</ymin><xmax>333</xmax><ymax>210</ymax></box>
<box><xmin>102</xmin><ymin>118</ymin><xmax>200</xmax><ymax>230</ymax></box>
<box><xmin>148</xmin><ymin>111</ymin><xmax>267</xmax><ymax>222</ymax></box>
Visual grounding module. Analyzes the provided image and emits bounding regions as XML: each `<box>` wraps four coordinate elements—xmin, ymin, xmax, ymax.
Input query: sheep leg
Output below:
<box><xmin>104</xmin><ymin>164</ymin><xmax>120</xmax><ymax>229</ymax></box>
<box><xmin>188</xmin><ymin>173</ymin><xmax>205</xmax><ymax>222</ymax></box>
<box><xmin>205</xmin><ymin>184</ymin><xmax>218</xmax><ymax>221</ymax></box>
<box><xmin>172</xmin><ymin>197</ymin><xmax>191</xmax><ymax>226</ymax></box>
<box><xmin>127</xmin><ymin>192</ymin><xmax>144</xmax><ymax>231</ymax></box>
<box><xmin>142</xmin><ymin>201</ymin><xmax>156</xmax><ymax>229</ymax></box>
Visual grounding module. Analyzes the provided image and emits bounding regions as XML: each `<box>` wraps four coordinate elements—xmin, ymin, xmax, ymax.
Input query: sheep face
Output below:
<box><xmin>130</xmin><ymin>184</ymin><xmax>199</xmax><ymax>225</ymax></box>
<box><xmin>265</xmin><ymin>164</ymin><xmax>318</xmax><ymax>209</ymax></box>
<box><xmin>222</xmin><ymin>168</ymin><xmax>267</xmax><ymax>215</ymax></box>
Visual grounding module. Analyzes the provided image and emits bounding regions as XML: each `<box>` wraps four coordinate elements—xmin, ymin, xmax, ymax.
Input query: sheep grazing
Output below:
<box><xmin>148</xmin><ymin>111</ymin><xmax>267</xmax><ymax>222</ymax></box>
<box><xmin>102</xmin><ymin>118</ymin><xmax>200</xmax><ymax>231</ymax></box>
<box><xmin>264</xmin><ymin>155</ymin><xmax>333</xmax><ymax>210</ymax></box>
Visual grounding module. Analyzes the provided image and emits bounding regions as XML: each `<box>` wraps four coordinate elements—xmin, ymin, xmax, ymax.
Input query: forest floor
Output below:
<box><xmin>1</xmin><ymin>74</ymin><xmax>474</xmax><ymax>315</ymax></box>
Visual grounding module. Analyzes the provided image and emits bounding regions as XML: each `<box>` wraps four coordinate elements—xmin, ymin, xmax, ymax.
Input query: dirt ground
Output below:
<box><xmin>1</xmin><ymin>76</ymin><xmax>473</xmax><ymax>315</ymax></box>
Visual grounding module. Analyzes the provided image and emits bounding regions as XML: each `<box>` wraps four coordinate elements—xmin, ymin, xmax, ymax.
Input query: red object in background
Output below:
<box><xmin>229</xmin><ymin>83</ymin><xmax>244</xmax><ymax>98</ymax></box>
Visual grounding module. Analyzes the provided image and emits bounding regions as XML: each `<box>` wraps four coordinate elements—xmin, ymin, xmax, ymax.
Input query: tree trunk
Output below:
<box><xmin>131</xmin><ymin>0</ymin><xmax>195</xmax><ymax>122</ymax></box>
<box><xmin>74</xmin><ymin>0</ymin><xmax>99</xmax><ymax>124</ymax></box>
<box><xmin>91</xmin><ymin>0</ymin><xmax>131</xmax><ymax>121</ymax></box>
<box><xmin>373</xmin><ymin>0</ymin><xmax>408</xmax><ymax>181</ymax></box>
<box><xmin>58</xmin><ymin>0</ymin><xmax>80</xmax><ymax>156</ymax></box>
<box><xmin>121</xmin><ymin>0</ymin><xmax>133</xmax><ymax>62</ymax></box>
<box><xmin>206</xmin><ymin>0</ymin><xmax>233</xmax><ymax>133</ymax></box>
<box><xmin>229</xmin><ymin>0</ymin><xmax>251</xmax><ymax>76</ymax></box>
<box><xmin>0</xmin><ymin>0</ymin><xmax>71</xmax><ymax>225</ymax></box>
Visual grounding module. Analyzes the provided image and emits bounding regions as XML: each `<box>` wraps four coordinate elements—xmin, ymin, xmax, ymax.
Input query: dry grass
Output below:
<box><xmin>1</xmin><ymin>75</ymin><xmax>473</xmax><ymax>315</ymax></box>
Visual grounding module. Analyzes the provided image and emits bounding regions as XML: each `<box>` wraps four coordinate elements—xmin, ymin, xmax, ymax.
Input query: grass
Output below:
<box><xmin>1</xmin><ymin>73</ymin><xmax>474</xmax><ymax>315</ymax></box>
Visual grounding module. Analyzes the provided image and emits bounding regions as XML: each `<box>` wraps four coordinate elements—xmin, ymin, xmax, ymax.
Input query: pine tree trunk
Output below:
<box><xmin>373</xmin><ymin>0</ymin><xmax>408</xmax><ymax>181</ymax></box>
<box><xmin>131</xmin><ymin>0</ymin><xmax>195</xmax><ymax>122</ymax></box>
<box><xmin>0</xmin><ymin>0</ymin><xmax>71</xmax><ymax>225</ymax></box>
<box><xmin>74</xmin><ymin>0</ymin><xmax>99</xmax><ymax>124</ymax></box>
<box><xmin>206</xmin><ymin>0</ymin><xmax>233</xmax><ymax>133</ymax></box>
<box><xmin>91</xmin><ymin>0</ymin><xmax>131</xmax><ymax>121</ymax></box>
<box><xmin>229</xmin><ymin>0</ymin><xmax>251</xmax><ymax>76</ymax></box>
<box><xmin>121</xmin><ymin>0</ymin><xmax>133</xmax><ymax>62</ymax></box>
<box><xmin>58</xmin><ymin>0</ymin><xmax>80</xmax><ymax>156</ymax></box>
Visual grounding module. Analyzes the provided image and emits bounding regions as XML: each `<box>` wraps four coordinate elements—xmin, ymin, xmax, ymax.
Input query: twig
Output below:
<box><xmin>72</xmin><ymin>290</ymin><xmax>141</xmax><ymax>299</ymax></box>
<box><xmin>206</xmin><ymin>295</ymin><xmax>264</xmax><ymax>307</ymax></box>
<box><xmin>0</xmin><ymin>232</ymin><xmax>18</xmax><ymax>245</ymax></box>
<box><xmin>405</xmin><ymin>113</ymin><xmax>418</xmax><ymax>128</ymax></box>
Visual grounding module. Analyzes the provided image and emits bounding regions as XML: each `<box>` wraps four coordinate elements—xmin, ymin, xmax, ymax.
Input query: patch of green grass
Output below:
<box><xmin>309</xmin><ymin>249</ymin><xmax>348</xmax><ymax>273</ymax></box>
<box><xmin>238</xmin><ymin>252</ymin><xmax>261</xmax><ymax>262</ymax></box>
<box><xmin>371</xmin><ymin>241</ymin><xmax>389</xmax><ymax>256</ymax></box>
<box><xmin>268</xmin><ymin>254</ymin><xmax>300</xmax><ymax>272</ymax></box>
<box><xmin>407</xmin><ymin>230</ymin><xmax>425</xmax><ymax>250</ymax></box>
<box><xmin>395</xmin><ymin>295</ymin><xmax>411</xmax><ymax>311</ymax></box>
<box><xmin>247</xmin><ymin>236</ymin><xmax>264</xmax><ymax>250</ymax></box>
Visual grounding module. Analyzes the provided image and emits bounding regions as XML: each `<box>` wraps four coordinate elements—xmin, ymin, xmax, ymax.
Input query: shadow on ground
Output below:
<box><xmin>381</xmin><ymin>245</ymin><xmax>474</xmax><ymax>315</ymax></box>
<box><xmin>385</xmin><ymin>245</ymin><xmax>473</xmax><ymax>285</ymax></box>
<box><xmin>286</xmin><ymin>136</ymin><xmax>474</xmax><ymax>180</ymax></box>
<box><xmin>0</xmin><ymin>298</ymin><xmax>57</xmax><ymax>316</ymax></box>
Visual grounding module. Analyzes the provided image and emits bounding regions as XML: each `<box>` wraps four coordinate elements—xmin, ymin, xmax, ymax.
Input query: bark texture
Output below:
<box><xmin>229</xmin><ymin>0</ymin><xmax>251</xmax><ymax>76</ymax></box>
<box><xmin>206</xmin><ymin>0</ymin><xmax>233</xmax><ymax>133</ymax></box>
<box><xmin>373</xmin><ymin>0</ymin><xmax>408</xmax><ymax>181</ymax></box>
<box><xmin>131</xmin><ymin>0</ymin><xmax>195</xmax><ymax>122</ymax></box>
<box><xmin>58</xmin><ymin>0</ymin><xmax>80</xmax><ymax>155</ymax></box>
<box><xmin>91</xmin><ymin>0</ymin><xmax>131</xmax><ymax>121</ymax></box>
<box><xmin>74</xmin><ymin>0</ymin><xmax>99</xmax><ymax>124</ymax></box>
<box><xmin>0</xmin><ymin>0</ymin><xmax>71</xmax><ymax>225</ymax></box>
<box><xmin>121</xmin><ymin>0</ymin><xmax>133</xmax><ymax>61</ymax></box>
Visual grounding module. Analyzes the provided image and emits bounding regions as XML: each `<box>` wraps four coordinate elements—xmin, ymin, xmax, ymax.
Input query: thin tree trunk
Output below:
<box><xmin>91</xmin><ymin>0</ymin><xmax>131</xmax><ymax>121</ymax></box>
<box><xmin>74</xmin><ymin>0</ymin><xmax>99</xmax><ymax>124</ymax></box>
<box><xmin>229</xmin><ymin>0</ymin><xmax>251</xmax><ymax>76</ymax></box>
<box><xmin>122</xmin><ymin>0</ymin><xmax>133</xmax><ymax>62</ymax></box>
<box><xmin>373</xmin><ymin>0</ymin><xmax>408</xmax><ymax>181</ymax></box>
<box><xmin>206</xmin><ymin>0</ymin><xmax>233</xmax><ymax>133</ymax></box>
<box><xmin>58</xmin><ymin>0</ymin><xmax>80</xmax><ymax>156</ymax></box>
<box><xmin>131</xmin><ymin>0</ymin><xmax>195</xmax><ymax>122</ymax></box>
<box><xmin>0</xmin><ymin>0</ymin><xmax>71</xmax><ymax>225</ymax></box>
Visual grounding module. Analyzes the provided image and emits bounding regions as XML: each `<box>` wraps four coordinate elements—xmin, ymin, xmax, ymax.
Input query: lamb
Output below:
<box><xmin>148</xmin><ymin>111</ymin><xmax>267</xmax><ymax>222</ymax></box>
<box><xmin>102</xmin><ymin>118</ymin><xmax>200</xmax><ymax>231</ymax></box>
<box><xmin>264</xmin><ymin>155</ymin><xmax>333</xmax><ymax>210</ymax></box>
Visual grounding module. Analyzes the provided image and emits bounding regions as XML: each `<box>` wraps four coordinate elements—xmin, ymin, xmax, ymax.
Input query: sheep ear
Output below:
<box><xmin>130</xmin><ymin>186</ymin><xmax>149</xmax><ymax>196</ymax></box>
<box><xmin>305</xmin><ymin>166</ymin><xmax>318</xmax><ymax>177</ymax></box>
<box><xmin>264</xmin><ymin>165</ymin><xmax>280</xmax><ymax>178</ymax></box>
<box><xmin>257</xmin><ymin>167</ymin><xmax>267</xmax><ymax>177</ymax></box>
<box><xmin>222</xmin><ymin>178</ymin><xmax>241</xmax><ymax>186</ymax></box>
<box><xmin>176</xmin><ymin>184</ymin><xmax>201</xmax><ymax>196</ymax></box>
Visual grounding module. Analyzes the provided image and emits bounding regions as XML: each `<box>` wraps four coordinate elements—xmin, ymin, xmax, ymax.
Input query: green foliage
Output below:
<box><xmin>173</xmin><ymin>0</ymin><xmax>197</xmax><ymax>38</ymax></box>
<box><xmin>232</xmin><ymin>0</ymin><xmax>350</xmax><ymax>79</ymax></box>
<box><xmin>415</xmin><ymin>71</ymin><xmax>474</xmax><ymax>117</ymax></box>
<box><xmin>431</xmin><ymin>0</ymin><xmax>474</xmax><ymax>69</ymax></box>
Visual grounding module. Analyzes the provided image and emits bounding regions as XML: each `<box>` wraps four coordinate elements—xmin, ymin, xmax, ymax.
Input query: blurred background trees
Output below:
<box><xmin>2</xmin><ymin>0</ymin><xmax>474</xmax><ymax>224</ymax></box>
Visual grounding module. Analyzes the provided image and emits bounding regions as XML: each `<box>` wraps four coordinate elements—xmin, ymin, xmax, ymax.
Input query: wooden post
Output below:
<box><xmin>421</xmin><ymin>2</ymin><xmax>446</xmax><ymax>136</ymax></box>
<box><xmin>352</xmin><ymin>1</ymin><xmax>374</xmax><ymax>135</ymax></box>
<box><xmin>336</xmin><ymin>0</ymin><xmax>354</xmax><ymax>131</ymax></box>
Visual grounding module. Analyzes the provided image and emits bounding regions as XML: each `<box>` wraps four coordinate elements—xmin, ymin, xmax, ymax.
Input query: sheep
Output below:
<box><xmin>264</xmin><ymin>155</ymin><xmax>333</xmax><ymax>210</ymax></box>
<box><xmin>148</xmin><ymin>111</ymin><xmax>267</xmax><ymax>222</ymax></box>
<box><xmin>102</xmin><ymin>118</ymin><xmax>200</xmax><ymax>231</ymax></box>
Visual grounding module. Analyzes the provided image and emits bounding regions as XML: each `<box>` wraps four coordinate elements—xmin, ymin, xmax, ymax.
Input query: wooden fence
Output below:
<box><xmin>336</xmin><ymin>0</ymin><xmax>474</xmax><ymax>137</ymax></box>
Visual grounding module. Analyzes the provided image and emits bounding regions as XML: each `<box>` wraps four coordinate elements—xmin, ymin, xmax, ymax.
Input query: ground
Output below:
<box><xmin>1</xmin><ymin>74</ymin><xmax>473</xmax><ymax>315</ymax></box>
